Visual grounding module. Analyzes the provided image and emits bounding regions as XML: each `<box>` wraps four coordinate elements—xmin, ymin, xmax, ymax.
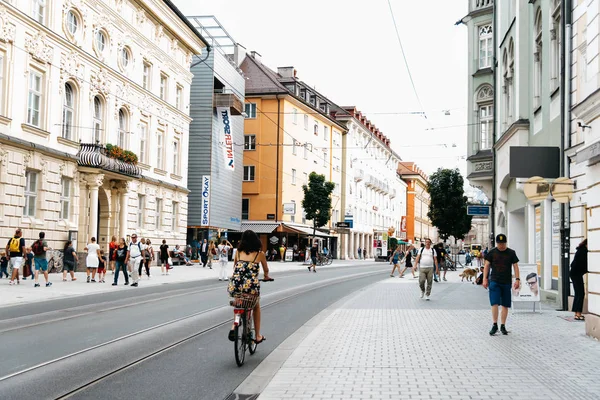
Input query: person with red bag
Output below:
<box><xmin>109</xmin><ymin>236</ymin><xmax>118</xmax><ymax>275</ymax></box>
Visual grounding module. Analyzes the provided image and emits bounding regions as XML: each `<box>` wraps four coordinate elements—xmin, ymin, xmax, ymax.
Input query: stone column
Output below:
<box><xmin>527</xmin><ymin>203</ymin><xmax>535</xmax><ymax>264</ymax></box>
<box><xmin>119</xmin><ymin>182</ymin><xmax>130</xmax><ymax>240</ymax></box>
<box><xmin>87</xmin><ymin>174</ymin><xmax>104</xmax><ymax>241</ymax></box>
<box><xmin>348</xmin><ymin>231</ymin><xmax>354</xmax><ymax>259</ymax></box>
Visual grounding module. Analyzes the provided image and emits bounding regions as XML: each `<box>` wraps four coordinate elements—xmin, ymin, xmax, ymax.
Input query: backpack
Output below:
<box><xmin>9</xmin><ymin>237</ymin><xmax>21</xmax><ymax>253</ymax></box>
<box><xmin>419</xmin><ymin>247</ymin><xmax>436</xmax><ymax>258</ymax></box>
<box><xmin>32</xmin><ymin>240</ymin><xmax>44</xmax><ymax>256</ymax></box>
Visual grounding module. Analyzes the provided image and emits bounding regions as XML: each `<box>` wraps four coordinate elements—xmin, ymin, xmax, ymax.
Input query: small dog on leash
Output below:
<box><xmin>459</xmin><ymin>268</ymin><xmax>478</xmax><ymax>282</ymax></box>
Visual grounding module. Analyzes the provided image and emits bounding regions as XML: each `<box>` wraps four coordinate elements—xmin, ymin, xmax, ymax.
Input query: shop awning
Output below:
<box><xmin>280</xmin><ymin>224</ymin><xmax>336</xmax><ymax>238</ymax></box>
<box><xmin>237</xmin><ymin>222</ymin><xmax>279</xmax><ymax>234</ymax></box>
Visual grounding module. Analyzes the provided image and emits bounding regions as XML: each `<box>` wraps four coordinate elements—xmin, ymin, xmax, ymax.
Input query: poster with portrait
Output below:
<box><xmin>512</xmin><ymin>263</ymin><xmax>541</xmax><ymax>302</ymax></box>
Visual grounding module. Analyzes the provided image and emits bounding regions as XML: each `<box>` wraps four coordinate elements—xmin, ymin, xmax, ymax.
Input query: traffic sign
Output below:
<box><xmin>467</xmin><ymin>205</ymin><xmax>490</xmax><ymax>216</ymax></box>
<box><xmin>336</xmin><ymin>222</ymin><xmax>351</xmax><ymax>228</ymax></box>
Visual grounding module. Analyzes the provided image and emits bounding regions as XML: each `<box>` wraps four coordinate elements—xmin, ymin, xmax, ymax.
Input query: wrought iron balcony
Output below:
<box><xmin>77</xmin><ymin>143</ymin><xmax>141</xmax><ymax>177</ymax></box>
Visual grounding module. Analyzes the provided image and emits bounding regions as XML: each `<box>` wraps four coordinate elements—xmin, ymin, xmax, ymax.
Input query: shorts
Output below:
<box><xmin>63</xmin><ymin>260</ymin><xmax>75</xmax><ymax>272</ymax></box>
<box><xmin>311</xmin><ymin>256</ymin><xmax>317</xmax><ymax>265</ymax></box>
<box><xmin>489</xmin><ymin>281</ymin><xmax>512</xmax><ymax>308</ymax></box>
<box><xmin>439</xmin><ymin>260</ymin><xmax>447</xmax><ymax>271</ymax></box>
<box><xmin>34</xmin><ymin>258</ymin><xmax>48</xmax><ymax>272</ymax></box>
<box><xmin>9</xmin><ymin>257</ymin><xmax>23</xmax><ymax>271</ymax></box>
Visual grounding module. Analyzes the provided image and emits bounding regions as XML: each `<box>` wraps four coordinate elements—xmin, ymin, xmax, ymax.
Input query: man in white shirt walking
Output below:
<box><xmin>125</xmin><ymin>233</ymin><xmax>142</xmax><ymax>287</ymax></box>
<box><xmin>414</xmin><ymin>238</ymin><xmax>439</xmax><ymax>300</ymax></box>
<box><xmin>217</xmin><ymin>239</ymin><xmax>232</xmax><ymax>281</ymax></box>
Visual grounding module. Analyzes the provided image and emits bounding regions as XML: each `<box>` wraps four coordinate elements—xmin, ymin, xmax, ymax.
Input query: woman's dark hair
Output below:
<box><xmin>238</xmin><ymin>230</ymin><xmax>262</xmax><ymax>255</ymax></box>
<box><xmin>64</xmin><ymin>240</ymin><xmax>72</xmax><ymax>252</ymax></box>
<box><xmin>578</xmin><ymin>239</ymin><xmax>588</xmax><ymax>249</ymax></box>
<box><xmin>162</xmin><ymin>239</ymin><xmax>166</xmax><ymax>244</ymax></box>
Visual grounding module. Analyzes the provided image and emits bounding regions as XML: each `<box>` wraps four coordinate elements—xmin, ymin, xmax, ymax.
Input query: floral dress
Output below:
<box><xmin>228</xmin><ymin>254</ymin><xmax>261</xmax><ymax>297</ymax></box>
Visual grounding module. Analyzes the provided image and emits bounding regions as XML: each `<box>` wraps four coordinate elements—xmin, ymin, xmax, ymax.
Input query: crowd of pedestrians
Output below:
<box><xmin>3</xmin><ymin>229</ymin><xmax>238</xmax><ymax>288</ymax></box>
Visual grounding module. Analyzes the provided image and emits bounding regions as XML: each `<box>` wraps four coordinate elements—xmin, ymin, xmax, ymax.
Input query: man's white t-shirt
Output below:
<box><xmin>129</xmin><ymin>241</ymin><xmax>142</xmax><ymax>258</ymax></box>
<box><xmin>418</xmin><ymin>247</ymin><xmax>437</xmax><ymax>269</ymax></box>
<box><xmin>218</xmin><ymin>245</ymin><xmax>230</xmax><ymax>261</ymax></box>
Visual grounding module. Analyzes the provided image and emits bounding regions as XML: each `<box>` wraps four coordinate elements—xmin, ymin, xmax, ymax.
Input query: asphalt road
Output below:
<box><xmin>0</xmin><ymin>262</ymin><xmax>389</xmax><ymax>400</ymax></box>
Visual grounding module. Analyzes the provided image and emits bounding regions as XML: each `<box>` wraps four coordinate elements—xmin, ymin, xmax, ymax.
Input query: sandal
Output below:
<box><xmin>228</xmin><ymin>330</ymin><xmax>235</xmax><ymax>342</ymax></box>
<box><xmin>575</xmin><ymin>316</ymin><xmax>585</xmax><ymax>321</ymax></box>
<box><xmin>254</xmin><ymin>335</ymin><xmax>266</xmax><ymax>344</ymax></box>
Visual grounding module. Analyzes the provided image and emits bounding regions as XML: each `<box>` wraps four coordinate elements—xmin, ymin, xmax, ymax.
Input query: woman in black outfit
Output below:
<box><xmin>160</xmin><ymin>240</ymin><xmax>170</xmax><ymax>275</ymax></box>
<box><xmin>570</xmin><ymin>239</ymin><xmax>588</xmax><ymax>321</ymax></box>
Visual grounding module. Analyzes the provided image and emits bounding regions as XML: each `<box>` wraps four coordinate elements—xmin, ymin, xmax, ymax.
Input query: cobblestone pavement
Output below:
<box><xmin>257</xmin><ymin>273</ymin><xmax>600</xmax><ymax>400</ymax></box>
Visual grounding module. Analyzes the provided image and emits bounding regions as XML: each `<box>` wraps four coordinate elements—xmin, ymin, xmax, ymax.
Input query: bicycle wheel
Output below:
<box><xmin>327</xmin><ymin>256</ymin><xmax>333</xmax><ymax>265</ymax></box>
<box><xmin>234</xmin><ymin>313</ymin><xmax>247</xmax><ymax>366</ymax></box>
<box><xmin>248</xmin><ymin>311</ymin><xmax>257</xmax><ymax>355</ymax></box>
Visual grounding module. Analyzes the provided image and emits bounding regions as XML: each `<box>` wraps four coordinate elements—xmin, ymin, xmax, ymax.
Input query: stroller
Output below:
<box><xmin>444</xmin><ymin>254</ymin><xmax>458</xmax><ymax>271</ymax></box>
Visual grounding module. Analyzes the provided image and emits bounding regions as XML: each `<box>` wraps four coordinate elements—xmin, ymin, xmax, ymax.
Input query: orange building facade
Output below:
<box><xmin>397</xmin><ymin>162</ymin><xmax>437</xmax><ymax>244</ymax></box>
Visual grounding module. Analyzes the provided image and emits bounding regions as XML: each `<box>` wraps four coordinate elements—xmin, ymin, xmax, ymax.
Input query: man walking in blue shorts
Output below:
<box><xmin>483</xmin><ymin>234</ymin><xmax>520</xmax><ymax>335</ymax></box>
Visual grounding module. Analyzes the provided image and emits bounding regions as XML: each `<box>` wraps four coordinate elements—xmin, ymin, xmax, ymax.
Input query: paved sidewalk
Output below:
<box><xmin>257</xmin><ymin>272</ymin><xmax>600</xmax><ymax>400</ymax></box>
<box><xmin>0</xmin><ymin>259</ymin><xmax>376</xmax><ymax>308</ymax></box>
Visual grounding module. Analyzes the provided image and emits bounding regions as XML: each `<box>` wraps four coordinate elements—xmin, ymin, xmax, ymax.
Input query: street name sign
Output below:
<box><xmin>467</xmin><ymin>205</ymin><xmax>490</xmax><ymax>216</ymax></box>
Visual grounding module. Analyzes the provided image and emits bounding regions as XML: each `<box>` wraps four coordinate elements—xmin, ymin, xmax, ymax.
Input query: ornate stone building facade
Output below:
<box><xmin>0</xmin><ymin>0</ymin><xmax>208</xmax><ymax>251</ymax></box>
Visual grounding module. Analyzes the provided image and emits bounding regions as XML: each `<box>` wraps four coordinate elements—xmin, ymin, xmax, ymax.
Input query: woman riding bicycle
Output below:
<box><xmin>228</xmin><ymin>230</ymin><xmax>272</xmax><ymax>344</ymax></box>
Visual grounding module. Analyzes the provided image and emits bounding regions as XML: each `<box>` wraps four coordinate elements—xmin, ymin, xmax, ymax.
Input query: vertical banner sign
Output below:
<box><xmin>401</xmin><ymin>216</ymin><xmax>407</xmax><ymax>232</ymax></box>
<box><xmin>382</xmin><ymin>233</ymin><xmax>389</xmax><ymax>256</ymax></box>
<box><xmin>551</xmin><ymin>201</ymin><xmax>560</xmax><ymax>289</ymax></box>
<box><xmin>217</xmin><ymin>107</ymin><xmax>235</xmax><ymax>171</ymax></box>
<box><xmin>201</xmin><ymin>176</ymin><xmax>211</xmax><ymax>227</ymax></box>
<box><xmin>535</xmin><ymin>206</ymin><xmax>541</xmax><ymax>278</ymax></box>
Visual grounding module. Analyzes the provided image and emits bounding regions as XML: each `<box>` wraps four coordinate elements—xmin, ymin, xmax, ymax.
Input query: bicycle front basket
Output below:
<box><xmin>231</xmin><ymin>293</ymin><xmax>259</xmax><ymax>309</ymax></box>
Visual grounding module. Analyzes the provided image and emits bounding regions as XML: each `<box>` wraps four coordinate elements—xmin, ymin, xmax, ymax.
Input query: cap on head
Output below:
<box><xmin>496</xmin><ymin>234</ymin><xmax>507</xmax><ymax>244</ymax></box>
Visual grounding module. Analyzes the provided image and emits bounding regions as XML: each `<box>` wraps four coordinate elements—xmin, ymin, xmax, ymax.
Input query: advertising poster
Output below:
<box><xmin>535</xmin><ymin>205</ymin><xmax>541</xmax><ymax>277</ymax></box>
<box><xmin>551</xmin><ymin>201</ymin><xmax>560</xmax><ymax>289</ymax></box>
<box><xmin>382</xmin><ymin>233</ymin><xmax>389</xmax><ymax>256</ymax></box>
<box><xmin>217</xmin><ymin>107</ymin><xmax>235</xmax><ymax>171</ymax></box>
<box><xmin>512</xmin><ymin>263</ymin><xmax>541</xmax><ymax>302</ymax></box>
<box><xmin>200</xmin><ymin>176</ymin><xmax>211</xmax><ymax>227</ymax></box>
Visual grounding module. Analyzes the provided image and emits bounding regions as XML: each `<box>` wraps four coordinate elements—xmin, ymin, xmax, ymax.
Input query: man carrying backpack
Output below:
<box><xmin>32</xmin><ymin>232</ymin><xmax>51</xmax><ymax>287</ymax></box>
<box><xmin>125</xmin><ymin>233</ymin><xmax>143</xmax><ymax>287</ymax></box>
<box><xmin>5</xmin><ymin>228</ymin><xmax>26</xmax><ymax>285</ymax></box>
<box><xmin>414</xmin><ymin>238</ymin><xmax>438</xmax><ymax>300</ymax></box>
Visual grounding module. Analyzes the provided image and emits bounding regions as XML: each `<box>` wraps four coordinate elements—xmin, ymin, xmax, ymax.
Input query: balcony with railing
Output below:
<box><xmin>214</xmin><ymin>88</ymin><xmax>244</xmax><ymax>116</ymax></box>
<box><xmin>471</xmin><ymin>0</ymin><xmax>493</xmax><ymax>13</ymax></box>
<box><xmin>354</xmin><ymin>169</ymin><xmax>364</xmax><ymax>182</ymax></box>
<box><xmin>77</xmin><ymin>143</ymin><xmax>141</xmax><ymax>177</ymax></box>
<box><xmin>389</xmin><ymin>189</ymin><xmax>397</xmax><ymax>199</ymax></box>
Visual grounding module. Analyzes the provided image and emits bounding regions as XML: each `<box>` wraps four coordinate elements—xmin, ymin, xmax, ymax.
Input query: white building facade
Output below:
<box><xmin>569</xmin><ymin>0</ymin><xmax>600</xmax><ymax>339</ymax></box>
<box><xmin>334</xmin><ymin>107</ymin><xmax>407</xmax><ymax>260</ymax></box>
<box><xmin>0</xmin><ymin>0</ymin><xmax>207</xmax><ymax>252</ymax></box>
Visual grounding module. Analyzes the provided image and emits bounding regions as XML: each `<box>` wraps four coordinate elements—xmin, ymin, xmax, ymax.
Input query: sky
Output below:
<box><xmin>177</xmin><ymin>0</ymin><xmax>470</xmax><ymax>180</ymax></box>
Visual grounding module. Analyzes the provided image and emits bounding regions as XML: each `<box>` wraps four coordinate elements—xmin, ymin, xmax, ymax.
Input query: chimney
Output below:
<box><xmin>234</xmin><ymin>43</ymin><xmax>247</xmax><ymax>67</ymax></box>
<box><xmin>278</xmin><ymin>66</ymin><xmax>296</xmax><ymax>78</ymax></box>
<box><xmin>250</xmin><ymin>51</ymin><xmax>262</xmax><ymax>62</ymax></box>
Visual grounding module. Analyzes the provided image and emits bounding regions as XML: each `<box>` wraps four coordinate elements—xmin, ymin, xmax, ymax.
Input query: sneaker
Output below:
<box><xmin>9</xmin><ymin>281</ymin><xmax>14</xmax><ymax>285</ymax></box>
<box><xmin>434</xmin><ymin>278</ymin><xmax>439</xmax><ymax>282</ymax></box>
<box><xmin>124</xmin><ymin>282</ymin><xmax>129</xmax><ymax>286</ymax></box>
<box><xmin>489</xmin><ymin>324</ymin><xmax>499</xmax><ymax>336</ymax></box>
<box><xmin>130</xmin><ymin>282</ymin><xmax>138</xmax><ymax>287</ymax></box>
<box><xmin>87</xmin><ymin>276</ymin><xmax>91</xmax><ymax>283</ymax></box>
<box><xmin>443</xmin><ymin>277</ymin><xmax>447</xmax><ymax>282</ymax></box>
<box><xmin>112</xmin><ymin>283</ymin><xmax>117</xmax><ymax>286</ymax></box>
<box><xmin>500</xmin><ymin>325</ymin><xmax>508</xmax><ymax>335</ymax></box>
<box><xmin>34</xmin><ymin>283</ymin><xmax>40</xmax><ymax>287</ymax></box>
<box><xmin>399</xmin><ymin>275</ymin><xmax>404</xmax><ymax>278</ymax></box>
<box><xmin>17</xmin><ymin>280</ymin><xmax>20</xmax><ymax>285</ymax></box>
<box><xmin>46</xmin><ymin>282</ymin><xmax>52</xmax><ymax>287</ymax></box>
<box><xmin>313</xmin><ymin>269</ymin><xmax>317</xmax><ymax>273</ymax></box>
<box><xmin>425</xmin><ymin>295</ymin><xmax>430</xmax><ymax>301</ymax></box>
<box><xmin>91</xmin><ymin>279</ymin><xmax>96</xmax><ymax>283</ymax></box>
<box><xmin>420</xmin><ymin>291</ymin><xmax>425</xmax><ymax>299</ymax></box>
<box><xmin>308</xmin><ymin>267</ymin><xmax>311</xmax><ymax>272</ymax></box>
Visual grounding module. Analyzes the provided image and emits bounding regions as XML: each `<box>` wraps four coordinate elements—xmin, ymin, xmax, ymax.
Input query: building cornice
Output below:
<box><xmin>472</xmin><ymin>67</ymin><xmax>494</xmax><ymax>77</ymax></box>
<box><xmin>467</xmin><ymin>149</ymin><xmax>493</xmax><ymax>161</ymax></box>
<box><xmin>572</xmin><ymin>87</ymin><xmax>600</xmax><ymax>124</ymax></box>
<box><xmin>467</xmin><ymin>6</ymin><xmax>493</xmax><ymax>19</ymax></box>
<box><xmin>495</xmin><ymin>119</ymin><xmax>530</xmax><ymax>149</ymax></box>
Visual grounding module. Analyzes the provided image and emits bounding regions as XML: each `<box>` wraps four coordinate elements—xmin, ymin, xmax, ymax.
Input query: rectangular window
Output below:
<box><xmin>172</xmin><ymin>140</ymin><xmax>179</xmax><ymax>174</ymax></box>
<box><xmin>304</xmin><ymin>114</ymin><xmax>308</xmax><ymax>130</ymax></box>
<box><xmin>241</xmin><ymin>199</ymin><xmax>249</xmax><ymax>220</ymax></box>
<box><xmin>323</xmin><ymin>150</ymin><xmax>327</xmax><ymax>166</ymax></box>
<box><xmin>139</xmin><ymin>123</ymin><xmax>148</xmax><ymax>164</ymax></box>
<box><xmin>176</xmin><ymin>85</ymin><xmax>183</xmax><ymax>109</ymax></box>
<box><xmin>155</xmin><ymin>198</ymin><xmax>162</xmax><ymax>230</ymax></box>
<box><xmin>171</xmin><ymin>201</ymin><xmax>178</xmax><ymax>231</ymax></box>
<box><xmin>313</xmin><ymin>121</ymin><xmax>318</xmax><ymax>135</ymax></box>
<box><xmin>479</xmin><ymin>25</ymin><xmax>493</xmax><ymax>69</ymax></box>
<box><xmin>303</xmin><ymin>143</ymin><xmax>308</xmax><ymax>159</ymax></box>
<box><xmin>292</xmin><ymin>140</ymin><xmax>297</xmax><ymax>155</ymax></box>
<box><xmin>156</xmin><ymin>131</ymin><xmax>164</xmax><ymax>169</ymax></box>
<box><xmin>24</xmin><ymin>170</ymin><xmax>37</xmax><ymax>217</ymax></box>
<box><xmin>243</xmin><ymin>165</ymin><xmax>255</xmax><ymax>181</ymax></box>
<box><xmin>27</xmin><ymin>71</ymin><xmax>42</xmax><ymax>127</ymax></box>
<box><xmin>160</xmin><ymin>73</ymin><xmax>168</xmax><ymax>100</ymax></box>
<box><xmin>60</xmin><ymin>178</ymin><xmax>71</xmax><ymax>220</ymax></box>
<box><xmin>324</xmin><ymin>126</ymin><xmax>329</xmax><ymax>141</ymax></box>
<box><xmin>292</xmin><ymin>169</ymin><xmax>297</xmax><ymax>185</ymax></box>
<box><xmin>143</xmin><ymin>62</ymin><xmax>151</xmax><ymax>90</ymax></box>
<box><xmin>244</xmin><ymin>134</ymin><xmax>256</xmax><ymax>150</ymax></box>
<box><xmin>32</xmin><ymin>0</ymin><xmax>46</xmax><ymax>24</ymax></box>
<box><xmin>479</xmin><ymin>105</ymin><xmax>494</xmax><ymax>150</ymax></box>
<box><xmin>303</xmin><ymin>172</ymin><xmax>308</xmax><ymax>185</ymax></box>
<box><xmin>293</xmin><ymin>108</ymin><xmax>298</xmax><ymax>124</ymax></box>
<box><xmin>244</xmin><ymin>103</ymin><xmax>257</xmax><ymax>119</ymax></box>
<box><xmin>137</xmin><ymin>195</ymin><xmax>144</xmax><ymax>226</ymax></box>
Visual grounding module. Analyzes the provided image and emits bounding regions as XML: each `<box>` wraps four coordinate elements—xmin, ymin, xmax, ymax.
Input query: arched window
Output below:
<box><xmin>502</xmin><ymin>49</ymin><xmax>510</xmax><ymax>127</ymax></box>
<box><xmin>477</xmin><ymin>85</ymin><xmax>494</xmax><ymax>150</ymax></box>
<box><xmin>93</xmin><ymin>96</ymin><xmax>103</xmax><ymax>143</ymax></box>
<box><xmin>534</xmin><ymin>8</ymin><xmax>543</xmax><ymax>107</ymax></box>
<box><xmin>551</xmin><ymin>1</ymin><xmax>561</xmax><ymax>87</ymax></box>
<box><xmin>118</xmin><ymin>108</ymin><xmax>127</xmax><ymax>148</ymax></box>
<box><xmin>62</xmin><ymin>83</ymin><xmax>75</xmax><ymax>140</ymax></box>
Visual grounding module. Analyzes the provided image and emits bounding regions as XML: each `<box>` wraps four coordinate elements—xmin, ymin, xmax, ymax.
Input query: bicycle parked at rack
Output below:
<box><xmin>230</xmin><ymin>278</ymin><xmax>274</xmax><ymax>367</ymax></box>
<box><xmin>316</xmin><ymin>253</ymin><xmax>333</xmax><ymax>266</ymax></box>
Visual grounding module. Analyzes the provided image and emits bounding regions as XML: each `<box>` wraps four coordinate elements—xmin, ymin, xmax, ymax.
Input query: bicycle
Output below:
<box><xmin>316</xmin><ymin>253</ymin><xmax>333</xmax><ymax>266</ymax></box>
<box><xmin>47</xmin><ymin>250</ymin><xmax>64</xmax><ymax>273</ymax></box>
<box><xmin>230</xmin><ymin>278</ymin><xmax>274</xmax><ymax>367</ymax></box>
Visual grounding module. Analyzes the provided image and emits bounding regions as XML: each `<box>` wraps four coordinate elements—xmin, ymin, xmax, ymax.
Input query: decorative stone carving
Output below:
<box><xmin>40</xmin><ymin>159</ymin><xmax>48</xmax><ymax>177</ymax></box>
<box><xmin>90</xmin><ymin>68</ymin><xmax>112</xmax><ymax>98</ymax></box>
<box><xmin>171</xmin><ymin>39</ymin><xmax>179</xmax><ymax>56</ymax></box>
<box><xmin>59</xmin><ymin>51</ymin><xmax>85</xmax><ymax>93</ymax></box>
<box><xmin>24</xmin><ymin>32</ymin><xmax>53</xmax><ymax>64</ymax></box>
<box><xmin>0</xmin><ymin>4</ymin><xmax>15</xmax><ymax>43</ymax></box>
<box><xmin>90</xmin><ymin>174</ymin><xmax>105</xmax><ymax>188</ymax></box>
<box><xmin>59</xmin><ymin>161</ymin><xmax>67</xmax><ymax>175</ymax></box>
<box><xmin>157</xmin><ymin>105</ymin><xmax>168</xmax><ymax>122</ymax></box>
<box><xmin>185</xmin><ymin>52</ymin><xmax>193</xmax><ymax>68</ymax></box>
<box><xmin>155</xmin><ymin>25</ymin><xmax>164</xmax><ymax>42</ymax></box>
<box><xmin>114</xmin><ymin>83</ymin><xmax>134</xmax><ymax>119</ymax></box>
<box><xmin>115</xmin><ymin>0</ymin><xmax>124</xmax><ymax>12</ymax></box>
<box><xmin>0</xmin><ymin>148</ymin><xmax>7</xmax><ymax>167</ymax></box>
<box><xmin>136</xmin><ymin>9</ymin><xmax>147</xmax><ymax>26</ymax></box>
<box><xmin>139</xmin><ymin>95</ymin><xmax>151</xmax><ymax>115</ymax></box>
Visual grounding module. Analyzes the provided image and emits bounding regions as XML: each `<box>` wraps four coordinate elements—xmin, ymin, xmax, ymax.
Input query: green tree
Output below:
<box><xmin>427</xmin><ymin>168</ymin><xmax>473</xmax><ymax>243</ymax></box>
<box><xmin>302</xmin><ymin>172</ymin><xmax>336</xmax><ymax>239</ymax></box>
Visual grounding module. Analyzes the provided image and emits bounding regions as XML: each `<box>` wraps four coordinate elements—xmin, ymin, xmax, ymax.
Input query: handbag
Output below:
<box><xmin>167</xmin><ymin>257</ymin><xmax>173</xmax><ymax>267</ymax></box>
